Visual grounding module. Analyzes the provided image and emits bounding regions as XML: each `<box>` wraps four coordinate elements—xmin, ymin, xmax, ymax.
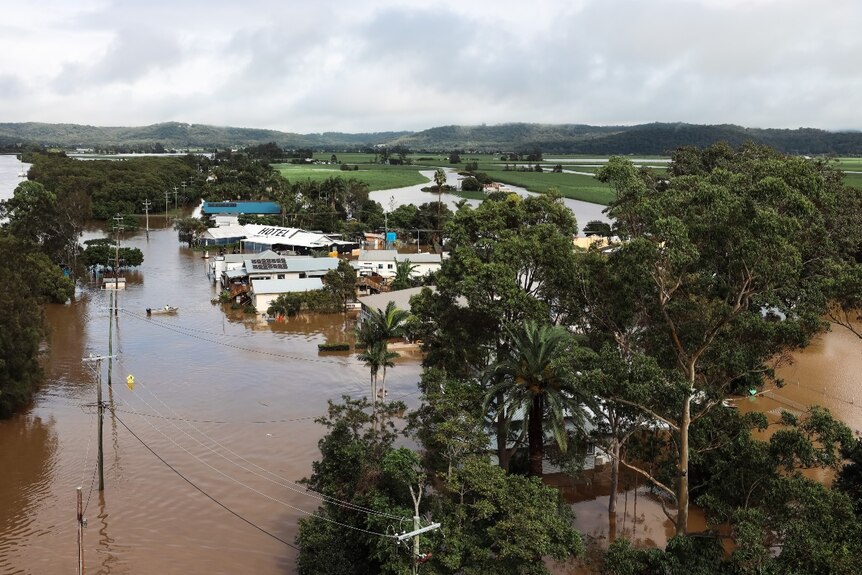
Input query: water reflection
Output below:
<box><xmin>0</xmin><ymin>413</ymin><xmax>59</xmax><ymax>573</ymax></box>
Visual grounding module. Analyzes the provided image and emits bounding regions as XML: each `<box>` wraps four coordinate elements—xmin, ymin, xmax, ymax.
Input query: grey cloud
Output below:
<box><xmin>51</xmin><ymin>26</ymin><xmax>182</xmax><ymax>94</ymax></box>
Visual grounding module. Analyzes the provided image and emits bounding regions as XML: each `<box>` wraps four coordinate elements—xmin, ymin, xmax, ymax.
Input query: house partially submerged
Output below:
<box><xmin>218</xmin><ymin>249</ymin><xmax>340</xmax><ymax>311</ymax></box>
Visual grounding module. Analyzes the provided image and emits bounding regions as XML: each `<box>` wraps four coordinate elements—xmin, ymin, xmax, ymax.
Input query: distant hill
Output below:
<box><xmin>391</xmin><ymin>123</ymin><xmax>862</xmax><ymax>155</ymax></box>
<box><xmin>0</xmin><ymin>121</ymin><xmax>860</xmax><ymax>155</ymax></box>
<box><xmin>0</xmin><ymin>122</ymin><xmax>410</xmax><ymax>150</ymax></box>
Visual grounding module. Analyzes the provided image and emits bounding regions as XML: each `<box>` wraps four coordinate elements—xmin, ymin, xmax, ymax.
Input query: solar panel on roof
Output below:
<box><xmin>250</xmin><ymin>258</ymin><xmax>288</xmax><ymax>270</ymax></box>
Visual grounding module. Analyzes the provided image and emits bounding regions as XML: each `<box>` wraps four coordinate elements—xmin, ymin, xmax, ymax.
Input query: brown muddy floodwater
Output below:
<box><xmin>0</xmin><ymin>221</ymin><xmax>860</xmax><ymax>574</ymax></box>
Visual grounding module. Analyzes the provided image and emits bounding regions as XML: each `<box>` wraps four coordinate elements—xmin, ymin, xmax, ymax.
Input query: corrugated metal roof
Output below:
<box><xmin>202</xmin><ymin>224</ymin><xmax>248</xmax><ymax>240</ymax></box>
<box><xmin>202</xmin><ymin>201</ymin><xmax>281</xmax><ymax>215</ymax></box>
<box><xmin>358</xmin><ymin>286</ymin><xmax>434</xmax><ymax>314</ymax></box>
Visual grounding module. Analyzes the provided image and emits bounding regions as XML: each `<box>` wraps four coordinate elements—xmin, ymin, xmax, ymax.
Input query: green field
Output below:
<box><xmin>481</xmin><ymin>169</ymin><xmax>615</xmax><ymax>205</ymax></box>
<box><xmin>274</xmin><ymin>163</ymin><xmax>430</xmax><ymax>191</ymax></box>
<box><xmin>275</xmin><ymin>154</ymin><xmax>862</xmax><ymax>203</ymax></box>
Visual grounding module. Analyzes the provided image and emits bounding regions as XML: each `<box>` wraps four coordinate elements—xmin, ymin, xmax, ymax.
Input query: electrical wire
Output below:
<box><xmin>121</xmin><ymin>308</ymin><xmax>367</xmax><ymax>366</ymax></box>
<box><xmin>113</xmin><ymin>412</ymin><xmax>300</xmax><ymax>550</ymax></box>
<box><xmin>111</xmin><ymin>394</ymin><xmax>397</xmax><ymax>538</ymax></box>
<box><xmin>114</xmin><ymin>361</ymin><xmax>406</xmax><ymax>522</ymax></box>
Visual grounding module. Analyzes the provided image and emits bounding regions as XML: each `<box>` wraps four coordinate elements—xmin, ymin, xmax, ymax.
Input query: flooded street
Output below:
<box><xmin>0</xmin><ymin>154</ymin><xmax>859</xmax><ymax>573</ymax></box>
<box><xmin>0</xmin><ymin>220</ymin><xmax>422</xmax><ymax>574</ymax></box>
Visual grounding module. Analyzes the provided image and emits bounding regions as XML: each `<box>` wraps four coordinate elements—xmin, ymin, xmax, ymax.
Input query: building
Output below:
<box><xmin>201</xmin><ymin>201</ymin><xmax>281</xmax><ymax>216</ymax></box>
<box><xmin>241</xmin><ymin>224</ymin><xmax>359</xmax><ymax>255</ymax></box>
<box><xmin>357</xmin><ymin>286</ymin><xmax>432</xmax><ymax>321</ymax></box>
<box><xmin>251</xmin><ymin>278</ymin><xmax>324</xmax><ymax>313</ymax></box>
<box><xmin>352</xmin><ymin>250</ymin><xmax>442</xmax><ymax>279</ymax></box>
<box><xmin>199</xmin><ymin>224</ymin><xmax>249</xmax><ymax>247</ymax></box>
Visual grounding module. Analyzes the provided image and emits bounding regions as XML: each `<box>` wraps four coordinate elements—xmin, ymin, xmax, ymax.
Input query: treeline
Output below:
<box><xmin>26</xmin><ymin>152</ymin><xmax>203</xmax><ymax>219</ymax></box>
<box><xmin>4</xmin><ymin>121</ymin><xmax>862</xmax><ymax>156</ymax></box>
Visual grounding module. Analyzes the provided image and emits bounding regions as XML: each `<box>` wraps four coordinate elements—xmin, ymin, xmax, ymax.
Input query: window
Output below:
<box><xmin>378</xmin><ymin>264</ymin><xmax>383</xmax><ymax>269</ymax></box>
<box><xmin>387</xmin><ymin>264</ymin><xmax>393</xmax><ymax>269</ymax></box>
<box><xmin>277</xmin><ymin>274</ymin><xmax>285</xmax><ymax>279</ymax></box>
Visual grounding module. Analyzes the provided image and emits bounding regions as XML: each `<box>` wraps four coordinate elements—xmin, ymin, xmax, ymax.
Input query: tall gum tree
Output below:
<box><xmin>412</xmin><ymin>191</ymin><xmax>579</xmax><ymax>471</ymax></box>
<box><xmin>588</xmin><ymin>143</ymin><xmax>862</xmax><ymax>536</ymax></box>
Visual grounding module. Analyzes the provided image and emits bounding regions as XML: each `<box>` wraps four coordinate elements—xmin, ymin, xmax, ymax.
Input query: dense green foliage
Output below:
<box><xmin>0</xmin><ymin>237</ymin><xmax>74</xmax><ymax>417</ymax></box>
<box><xmin>295</xmin><ymin>396</ymin><xmax>583</xmax><ymax>574</ymax></box>
<box><xmin>25</xmin><ymin>152</ymin><xmax>202</xmax><ymax>219</ymax></box>
<box><xmin>81</xmin><ymin>239</ymin><xmax>144</xmax><ymax>270</ymax></box>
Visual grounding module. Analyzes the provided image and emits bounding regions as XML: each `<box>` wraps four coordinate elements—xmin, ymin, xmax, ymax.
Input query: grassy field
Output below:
<box><xmin>481</xmin><ymin>169</ymin><xmax>615</xmax><ymax>205</ymax></box>
<box><xmin>274</xmin><ymin>163</ymin><xmax>430</xmax><ymax>191</ymax></box>
<box><xmin>275</xmin><ymin>154</ymin><xmax>862</xmax><ymax>201</ymax></box>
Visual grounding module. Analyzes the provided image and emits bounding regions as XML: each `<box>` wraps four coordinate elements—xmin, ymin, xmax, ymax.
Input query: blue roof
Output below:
<box><xmin>202</xmin><ymin>201</ymin><xmax>281</xmax><ymax>215</ymax></box>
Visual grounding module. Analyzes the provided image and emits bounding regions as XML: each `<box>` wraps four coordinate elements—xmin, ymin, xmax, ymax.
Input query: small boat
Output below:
<box><xmin>146</xmin><ymin>305</ymin><xmax>179</xmax><ymax>315</ymax></box>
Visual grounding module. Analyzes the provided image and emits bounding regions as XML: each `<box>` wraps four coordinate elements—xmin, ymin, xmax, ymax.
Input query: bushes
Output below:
<box><xmin>317</xmin><ymin>343</ymin><xmax>350</xmax><ymax>352</ymax></box>
<box><xmin>266</xmin><ymin>289</ymin><xmax>342</xmax><ymax>318</ymax></box>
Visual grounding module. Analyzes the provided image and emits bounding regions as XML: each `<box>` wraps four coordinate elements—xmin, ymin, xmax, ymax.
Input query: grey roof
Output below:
<box><xmin>358</xmin><ymin>286</ymin><xmax>434</xmax><ymax>314</ymax></box>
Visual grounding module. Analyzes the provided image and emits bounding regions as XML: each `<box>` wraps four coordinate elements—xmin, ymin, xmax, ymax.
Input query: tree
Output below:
<box><xmin>484</xmin><ymin>321</ymin><xmax>585</xmax><ymax>477</ymax></box>
<box><xmin>412</xmin><ymin>192</ymin><xmax>580</xmax><ymax>471</ymax></box>
<box><xmin>586</xmin><ymin>144</ymin><xmax>862</xmax><ymax>536</ymax></box>
<box><xmin>0</xmin><ymin>179</ymin><xmax>88</xmax><ymax>268</ymax></box>
<box><xmin>433</xmin><ymin>168</ymin><xmax>447</xmax><ymax>249</ymax></box>
<box><xmin>81</xmin><ymin>238</ymin><xmax>144</xmax><ymax>270</ymax></box>
<box><xmin>0</xmin><ymin>237</ymin><xmax>74</xmax><ymax>417</ymax></box>
<box><xmin>357</xmin><ymin>340</ymin><xmax>398</xmax><ymax>410</ymax></box>
<box><xmin>173</xmin><ymin>217</ymin><xmax>208</xmax><ymax>247</ymax></box>
<box><xmin>390</xmin><ymin>258</ymin><xmax>418</xmax><ymax>291</ymax></box>
<box><xmin>581</xmin><ymin>220</ymin><xmax>612</xmax><ymax>238</ymax></box>
<box><xmin>356</xmin><ymin>301</ymin><xmax>411</xmax><ymax>401</ymax></box>
<box><xmin>323</xmin><ymin>259</ymin><xmax>357</xmax><ymax>310</ymax></box>
<box><xmin>448</xmin><ymin>151</ymin><xmax>461</xmax><ymax>164</ymax></box>
<box><xmin>460</xmin><ymin>176</ymin><xmax>482</xmax><ymax>192</ymax></box>
<box><xmin>296</xmin><ymin>397</ymin><xmax>409</xmax><ymax>575</ymax></box>
<box><xmin>434</xmin><ymin>456</ymin><xmax>583</xmax><ymax>574</ymax></box>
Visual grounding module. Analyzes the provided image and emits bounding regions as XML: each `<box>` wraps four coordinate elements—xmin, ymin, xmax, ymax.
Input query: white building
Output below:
<box><xmin>252</xmin><ymin>278</ymin><xmax>324</xmax><ymax>312</ymax></box>
<box><xmin>352</xmin><ymin>250</ymin><xmax>442</xmax><ymax>279</ymax></box>
<box><xmin>241</xmin><ymin>224</ymin><xmax>359</xmax><ymax>255</ymax></box>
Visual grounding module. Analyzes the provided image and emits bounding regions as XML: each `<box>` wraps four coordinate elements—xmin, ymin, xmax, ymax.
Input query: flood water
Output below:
<box><xmin>0</xmin><ymin>154</ymin><xmax>859</xmax><ymax>573</ymax></box>
<box><xmin>369</xmin><ymin>167</ymin><xmax>612</xmax><ymax>233</ymax></box>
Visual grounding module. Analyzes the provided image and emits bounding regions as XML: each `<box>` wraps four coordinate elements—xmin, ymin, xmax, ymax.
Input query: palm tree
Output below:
<box><xmin>391</xmin><ymin>258</ymin><xmax>419</xmax><ymax>290</ymax></box>
<box><xmin>356</xmin><ymin>301</ymin><xmax>410</xmax><ymax>402</ymax></box>
<box><xmin>484</xmin><ymin>321</ymin><xmax>582</xmax><ymax>477</ymax></box>
<box><xmin>357</xmin><ymin>340</ymin><xmax>398</xmax><ymax>408</ymax></box>
<box><xmin>357</xmin><ymin>301</ymin><xmax>411</xmax><ymax>347</ymax></box>
<box><xmin>433</xmin><ymin>168</ymin><xmax>446</xmax><ymax>248</ymax></box>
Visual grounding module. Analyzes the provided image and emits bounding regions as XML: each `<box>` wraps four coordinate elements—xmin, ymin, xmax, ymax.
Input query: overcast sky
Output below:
<box><xmin>0</xmin><ymin>0</ymin><xmax>858</xmax><ymax>133</ymax></box>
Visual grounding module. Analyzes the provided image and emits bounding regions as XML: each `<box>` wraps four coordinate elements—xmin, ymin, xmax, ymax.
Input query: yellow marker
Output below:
<box><xmin>126</xmin><ymin>374</ymin><xmax>135</xmax><ymax>390</ymax></box>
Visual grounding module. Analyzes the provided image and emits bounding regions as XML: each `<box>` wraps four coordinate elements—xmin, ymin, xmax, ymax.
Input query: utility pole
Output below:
<box><xmin>77</xmin><ymin>487</ymin><xmax>84</xmax><ymax>574</ymax></box>
<box><xmin>384</xmin><ymin>211</ymin><xmax>388</xmax><ymax>250</ymax></box>
<box><xmin>181</xmin><ymin>181</ymin><xmax>187</xmax><ymax>211</ymax></box>
<box><xmin>173</xmin><ymin>185</ymin><xmax>179</xmax><ymax>215</ymax></box>
<box><xmin>82</xmin><ymin>354</ymin><xmax>114</xmax><ymax>491</ymax></box>
<box><xmin>397</xmin><ymin>521</ymin><xmax>440</xmax><ymax>575</ymax></box>
<box><xmin>164</xmin><ymin>190</ymin><xmax>169</xmax><ymax>226</ymax></box>
<box><xmin>107</xmin><ymin>216</ymin><xmax>123</xmax><ymax>387</ymax></box>
<box><xmin>142</xmin><ymin>198</ymin><xmax>151</xmax><ymax>239</ymax></box>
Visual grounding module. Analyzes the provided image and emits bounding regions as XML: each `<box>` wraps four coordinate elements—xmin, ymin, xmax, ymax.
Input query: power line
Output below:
<box><xmin>113</xmin><ymin>412</ymin><xmax>299</xmax><ymax>550</ymax></box>
<box><xmin>120</xmin><ymin>309</ymin><xmax>367</xmax><ymax>367</ymax></box>
<box><xmin>113</xmin><ymin>396</ymin><xmax>397</xmax><ymax>539</ymax></box>
<box><xmin>114</xmin><ymin>363</ymin><xmax>406</xmax><ymax>522</ymax></box>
